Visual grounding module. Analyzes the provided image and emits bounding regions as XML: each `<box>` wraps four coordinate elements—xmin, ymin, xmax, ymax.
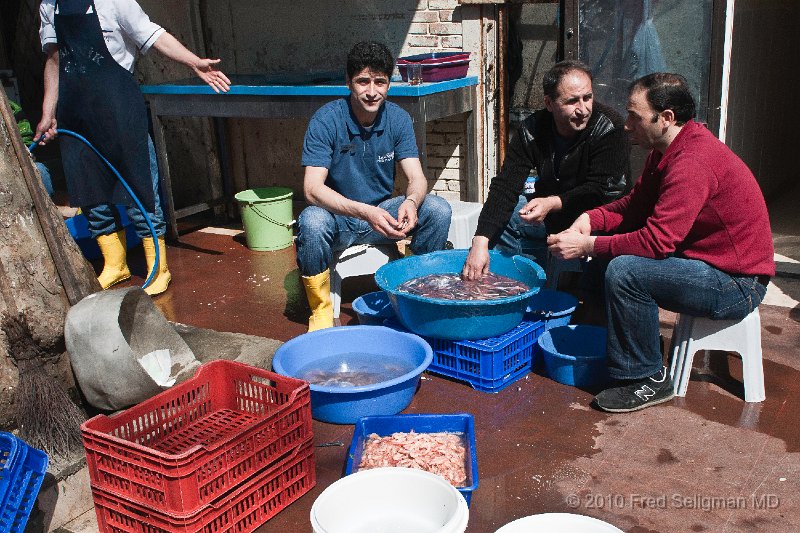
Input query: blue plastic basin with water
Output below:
<box><xmin>374</xmin><ymin>250</ymin><xmax>545</xmax><ymax>341</ymax></box>
<box><xmin>272</xmin><ymin>326</ymin><xmax>432</xmax><ymax>424</ymax></box>
<box><xmin>538</xmin><ymin>325</ymin><xmax>609</xmax><ymax>388</ymax></box>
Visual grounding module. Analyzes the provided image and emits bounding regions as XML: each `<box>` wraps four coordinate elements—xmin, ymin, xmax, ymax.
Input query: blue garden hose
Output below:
<box><xmin>28</xmin><ymin>130</ymin><xmax>158</xmax><ymax>289</ymax></box>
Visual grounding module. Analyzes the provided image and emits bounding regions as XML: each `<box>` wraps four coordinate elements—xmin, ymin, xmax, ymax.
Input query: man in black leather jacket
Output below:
<box><xmin>462</xmin><ymin>60</ymin><xmax>630</xmax><ymax>279</ymax></box>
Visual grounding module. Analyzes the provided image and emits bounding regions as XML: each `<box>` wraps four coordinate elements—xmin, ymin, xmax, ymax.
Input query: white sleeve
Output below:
<box><xmin>115</xmin><ymin>0</ymin><xmax>165</xmax><ymax>54</ymax></box>
<box><xmin>39</xmin><ymin>0</ymin><xmax>58</xmax><ymax>51</ymax></box>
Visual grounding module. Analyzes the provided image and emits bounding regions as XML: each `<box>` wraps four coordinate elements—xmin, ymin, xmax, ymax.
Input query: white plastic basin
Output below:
<box><xmin>495</xmin><ymin>513</ymin><xmax>623</xmax><ymax>532</ymax></box>
<box><xmin>311</xmin><ymin>467</ymin><xmax>469</xmax><ymax>533</ymax></box>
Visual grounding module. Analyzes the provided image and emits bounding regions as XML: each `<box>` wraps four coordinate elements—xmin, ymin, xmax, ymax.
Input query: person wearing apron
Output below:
<box><xmin>35</xmin><ymin>0</ymin><xmax>230</xmax><ymax>295</ymax></box>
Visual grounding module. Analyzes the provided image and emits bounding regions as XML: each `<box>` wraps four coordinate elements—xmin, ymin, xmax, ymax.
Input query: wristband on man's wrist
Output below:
<box><xmin>404</xmin><ymin>196</ymin><xmax>418</xmax><ymax>208</ymax></box>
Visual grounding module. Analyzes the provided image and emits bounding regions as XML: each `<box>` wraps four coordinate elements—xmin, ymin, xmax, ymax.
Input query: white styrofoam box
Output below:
<box><xmin>446</xmin><ymin>200</ymin><xmax>483</xmax><ymax>249</ymax></box>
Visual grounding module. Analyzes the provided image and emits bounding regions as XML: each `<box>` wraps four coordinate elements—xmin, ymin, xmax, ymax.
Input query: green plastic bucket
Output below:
<box><xmin>234</xmin><ymin>187</ymin><xmax>294</xmax><ymax>251</ymax></box>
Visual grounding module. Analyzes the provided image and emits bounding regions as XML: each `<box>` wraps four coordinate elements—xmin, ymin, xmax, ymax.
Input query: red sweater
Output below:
<box><xmin>588</xmin><ymin>120</ymin><xmax>775</xmax><ymax>277</ymax></box>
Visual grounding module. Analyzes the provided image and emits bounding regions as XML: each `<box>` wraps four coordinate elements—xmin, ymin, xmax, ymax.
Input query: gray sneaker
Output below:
<box><xmin>592</xmin><ymin>367</ymin><xmax>675</xmax><ymax>413</ymax></box>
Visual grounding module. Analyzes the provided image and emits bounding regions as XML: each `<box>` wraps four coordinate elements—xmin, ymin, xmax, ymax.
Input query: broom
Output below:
<box><xmin>2</xmin><ymin>312</ymin><xmax>85</xmax><ymax>458</ymax></box>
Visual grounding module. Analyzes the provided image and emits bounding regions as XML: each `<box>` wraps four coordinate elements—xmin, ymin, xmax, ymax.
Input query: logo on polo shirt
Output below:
<box><xmin>376</xmin><ymin>151</ymin><xmax>395</xmax><ymax>163</ymax></box>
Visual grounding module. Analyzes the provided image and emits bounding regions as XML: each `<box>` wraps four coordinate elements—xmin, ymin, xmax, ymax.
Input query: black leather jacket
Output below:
<box><xmin>476</xmin><ymin>102</ymin><xmax>630</xmax><ymax>237</ymax></box>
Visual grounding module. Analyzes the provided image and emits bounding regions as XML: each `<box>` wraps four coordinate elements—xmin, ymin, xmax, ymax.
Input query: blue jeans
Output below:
<box><xmin>36</xmin><ymin>162</ymin><xmax>54</xmax><ymax>197</ymax></box>
<box><xmin>605</xmin><ymin>255</ymin><xmax>767</xmax><ymax>380</ymax></box>
<box><xmin>493</xmin><ymin>195</ymin><xmax>548</xmax><ymax>267</ymax></box>
<box><xmin>85</xmin><ymin>136</ymin><xmax>166</xmax><ymax>239</ymax></box>
<box><xmin>295</xmin><ymin>194</ymin><xmax>452</xmax><ymax>276</ymax></box>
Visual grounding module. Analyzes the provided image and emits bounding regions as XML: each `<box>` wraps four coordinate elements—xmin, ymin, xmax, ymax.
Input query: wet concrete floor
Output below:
<box><xmin>103</xmin><ymin>216</ymin><xmax>800</xmax><ymax>533</ymax></box>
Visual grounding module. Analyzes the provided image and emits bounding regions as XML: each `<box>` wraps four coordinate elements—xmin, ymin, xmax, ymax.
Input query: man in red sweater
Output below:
<box><xmin>547</xmin><ymin>72</ymin><xmax>774</xmax><ymax>413</ymax></box>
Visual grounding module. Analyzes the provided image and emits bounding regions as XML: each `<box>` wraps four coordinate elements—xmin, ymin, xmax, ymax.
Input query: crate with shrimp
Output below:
<box><xmin>344</xmin><ymin>413</ymin><xmax>478</xmax><ymax>506</ymax></box>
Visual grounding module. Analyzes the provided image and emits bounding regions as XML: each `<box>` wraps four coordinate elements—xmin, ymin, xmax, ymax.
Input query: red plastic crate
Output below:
<box><xmin>81</xmin><ymin>360</ymin><xmax>312</xmax><ymax>516</ymax></box>
<box><xmin>92</xmin><ymin>441</ymin><xmax>316</xmax><ymax>532</ymax></box>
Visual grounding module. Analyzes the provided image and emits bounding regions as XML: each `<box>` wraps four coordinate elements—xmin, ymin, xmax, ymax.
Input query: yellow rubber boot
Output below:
<box><xmin>96</xmin><ymin>230</ymin><xmax>131</xmax><ymax>289</ymax></box>
<box><xmin>142</xmin><ymin>236</ymin><xmax>172</xmax><ymax>296</ymax></box>
<box><xmin>301</xmin><ymin>270</ymin><xmax>334</xmax><ymax>332</ymax></box>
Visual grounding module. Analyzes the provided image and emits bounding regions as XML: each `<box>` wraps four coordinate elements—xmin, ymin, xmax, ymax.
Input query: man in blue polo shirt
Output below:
<box><xmin>297</xmin><ymin>41</ymin><xmax>451</xmax><ymax>331</ymax></box>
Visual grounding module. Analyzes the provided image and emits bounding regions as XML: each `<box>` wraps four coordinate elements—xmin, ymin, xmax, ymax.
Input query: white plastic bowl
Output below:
<box><xmin>495</xmin><ymin>513</ymin><xmax>623</xmax><ymax>532</ymax></box>
<box><xmin>311</xmin><ymin>467</ymin><xmax>469</xmax><ymax>533</ymax></box>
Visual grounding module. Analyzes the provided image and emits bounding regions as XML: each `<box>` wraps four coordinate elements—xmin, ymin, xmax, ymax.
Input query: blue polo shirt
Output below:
<box><xmin>301</xmin><ymin>98</ymin><xmax>419</xmax><ymax>206</ymax></box>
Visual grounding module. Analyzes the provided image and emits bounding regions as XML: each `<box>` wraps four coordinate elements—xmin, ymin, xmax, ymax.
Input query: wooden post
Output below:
<box><xmin>0</xmin><ymin>88</ymin><xmax>100</xmax><ymax>306</ymax></box>
<box><xmin>0</xmin><ymin>86</ymin><xmax>100</xmax><ymax>428</ymax></box>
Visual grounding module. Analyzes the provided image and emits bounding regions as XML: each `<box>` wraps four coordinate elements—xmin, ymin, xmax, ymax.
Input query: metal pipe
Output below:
<box><xmin>498</xmin><ymin>3</ymin><xmax>508</xmax><ymax>165</ymax></box>
<box><xmin>718</xmin><ymin>0</ymin><xmax>735</xmax><ymax>143</ymax></box>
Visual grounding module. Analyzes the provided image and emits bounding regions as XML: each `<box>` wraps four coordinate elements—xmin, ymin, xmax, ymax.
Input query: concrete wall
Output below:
<box><xmin>199</xmin><ymin>0</ymin><xmax>465</xmax><ymax>72</ymax></box>
<box><xmin>136</xmin><ymin>0</ymin><xmax>221</xmax><ymax>210</ymax></box>
<box><xmin>135</xmin><ymin>0</ymin><xmax>480</xmax><ymax>211</ymax></box>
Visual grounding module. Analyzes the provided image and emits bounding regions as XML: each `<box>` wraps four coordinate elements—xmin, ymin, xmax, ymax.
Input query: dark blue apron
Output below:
<box><xmin>55</xmin><ymin>0</ymin><xmax>154</xmax><ymax>211</ymax></box>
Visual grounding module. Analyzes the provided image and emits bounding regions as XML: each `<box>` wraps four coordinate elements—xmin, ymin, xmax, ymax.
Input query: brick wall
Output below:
<box><xmin>394</xmin><ymin>113</ymin><xmax>467</xmax><ymax>203</ymax></box>
<box><xmin>398</xmin><ymin>0</ymin><xmax>468</xmax><ymax>202</ymax></box>
<box><xmin>426</xmin><ymin>115</ymin><xmax>467</xmax><ymax>202</ymax></box>
<box><xmin>402</xmin><ymin>0</ymin><xmax>464</xmax><ymax>54</ymax></box>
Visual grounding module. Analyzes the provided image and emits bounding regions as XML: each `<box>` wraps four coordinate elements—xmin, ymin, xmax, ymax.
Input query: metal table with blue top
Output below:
<box><xmin>141</xmin><ymin>74</ymin><xmax>479</xmax><ymax>239</ymax></box>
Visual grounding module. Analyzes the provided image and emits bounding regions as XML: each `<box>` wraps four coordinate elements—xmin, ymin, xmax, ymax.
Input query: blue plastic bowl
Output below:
<box><xmin>525</xmin><ymin>289</ymin><xmax>579</xmax><ymax>330</ymax></box>
<box><xmin>352</xmin><ymin>291</ymin><xmax>395</xmax><ymax>325</ymax></box>
<box><xmin>374</xmin><ymin>250</ymin><xmax>545</xmax><ymax>341</ymax></box>
<box><xmin>272</xmin><ymin>326</ymin><xmax>432</xmax><ymax>424</ymax></box>
<box><xmin>538</xmin><ymin>325</ymin><xmax>609</xmax><ymax>388</ymax></box>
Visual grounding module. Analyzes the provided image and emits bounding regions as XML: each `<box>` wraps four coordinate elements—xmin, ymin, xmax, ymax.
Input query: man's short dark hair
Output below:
<box><xmin>346</xmin><ymin>42</ymin><xmax>394</xmax><ymax>79</ymax></box>
<box><xmin>542</xmin><ymin>60</ymin><xmax>593</xmax><ymax>99</ymax></box>
<box><xmin>629</xmin><ymin>73</ymin><xmax>696</xmax><ymax>125</ymax></box>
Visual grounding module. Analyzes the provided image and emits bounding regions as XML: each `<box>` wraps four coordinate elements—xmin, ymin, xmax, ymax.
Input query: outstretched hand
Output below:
<box><xmin>192</xmin><ymin>59</ymin><xmax>231</xmax><ymax>93</ymax></box>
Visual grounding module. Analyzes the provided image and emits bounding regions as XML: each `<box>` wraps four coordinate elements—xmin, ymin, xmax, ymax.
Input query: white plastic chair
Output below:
<box><xmin>445</xmin><ymin>200</ymin><xmax>483</xmax><ymax>249</ymax></box>
<box><xmin>668</xmin><ymin>307</ymin><xmax>765</xmax><ymax>402</ymax></box>
<box><xmin>330</xmin><ymin>244</ymin><xmax>400</xmax><ymax>319</ymax></box>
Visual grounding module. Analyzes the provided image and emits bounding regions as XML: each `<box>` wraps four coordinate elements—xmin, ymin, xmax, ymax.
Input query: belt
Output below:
<box><xmin>755</xmin><ymin>275</ymin><xmax>771</xmax><ymax>287</ymax></box>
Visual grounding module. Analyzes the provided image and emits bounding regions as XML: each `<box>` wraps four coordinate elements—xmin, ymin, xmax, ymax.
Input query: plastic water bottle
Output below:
<box><xmin>524</xmin><ymin>172</ymin><xmax>538</xmax><ymax>196</ymax></box>
<box><xmin>391</xmin><ymin>65</ymin><xmax>402</xmax><ymax>83</ymax></box>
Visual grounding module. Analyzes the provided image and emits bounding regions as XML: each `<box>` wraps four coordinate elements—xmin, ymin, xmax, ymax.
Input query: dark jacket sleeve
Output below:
<box><xmin>474</xmin><ymin>125</ymin><xmax>534</xmax><ymax>239</ymax></box>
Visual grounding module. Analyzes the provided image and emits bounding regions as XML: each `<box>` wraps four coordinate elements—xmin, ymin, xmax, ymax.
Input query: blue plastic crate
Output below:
<box><xmin>428</xmin><ymin>319</ymin><xmax>545</xmax><ymax>392</ymax></box>
<box><xmin>386</xmin><ymin>318</ymin><xmax>545</xmax><ymax>392</ymax></box>
<box><xmin>345</xmin><ymin>413</ymin><xmax>478</xmax><ymax>506</ymax></box>
<box><xmin>385</xmin><ymin>318</ymin><xmax>546</xmax><ymax>391</ymax></box>
<box><xmin>0</xmin><ymin>433</ymin><xmax>24</xmax><ymax>500</ymax></box>
<box><xmin>0</xmin><ymin>432</ymin><xmax>49</xmax><ymax>533</ymax></box>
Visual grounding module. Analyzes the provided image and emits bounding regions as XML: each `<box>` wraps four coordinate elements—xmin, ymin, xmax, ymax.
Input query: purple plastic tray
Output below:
<box><xmin>397</xmin><ymin>52</ymin><xmax>471</xmax><ymax>83</ymax></box>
